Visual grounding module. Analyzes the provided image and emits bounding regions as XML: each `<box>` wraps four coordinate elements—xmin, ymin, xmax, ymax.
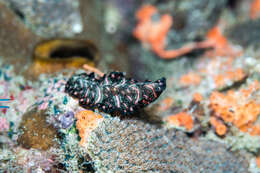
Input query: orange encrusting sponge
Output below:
<box><xmin>209</xmin><ymin>81</ymin><xmax>260</xmax><ymax>135</ymax></box>
<box><xmin>179</xmin><ymin>72</ymin><xmax>202</xmax><ymax>86</ymax></box>
<box><xmin>166</xmin><ymin>112</ymin><xmax>194</xmax><ymax>131</ymax></box>
<box><xmin>251</xmin><ymin>0</ymin><xmax>260</xmax><ymax>19</ymax></box>
<box><xmin>76</xmin><ymin>110</ymin><xmax>104</xmax><ymax>147</ymax></box>
<box><xmin>193</xmin><ymin>92</ymin><xmax>203</xmax><ymax>102</ymax></box>
<box><xmin>210</xmin><ymin>116</ymin><xmax>227</xmax><ymax>136</ymax></box>
<box><xmin>133</xmin><ymin>5</ymin><xmax>213</xmax><ymax>59</ymax></box>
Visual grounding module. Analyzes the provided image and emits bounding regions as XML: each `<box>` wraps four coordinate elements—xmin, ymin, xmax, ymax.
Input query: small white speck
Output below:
<box><xmin>72</xmin><ymin>23</ymin><xmax>83</xmax><ymax>33</ymax></box>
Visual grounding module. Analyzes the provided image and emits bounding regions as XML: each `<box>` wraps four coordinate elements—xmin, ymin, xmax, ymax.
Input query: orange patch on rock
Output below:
<box><xmin>135</xmin><ymin>4</ymin><xmax>157</xmax><ymax>21</ymax></box>
<box><xmin>205</xmin><ymin>24</ymin><xmax>242</xmax><ymax>57</ymax></box>
<box><xmin>250</xmin><ymin>0</ymin><xmax>260</xmax><ymax>19</ymax></box>
<box><xmin>133</xmin><ymin>5</ymin><xmax>213</xmax><ymax>59</ymax></box>
<box><xmin>193</xmin><ymin>92</ymin><xmax>203</xmax><ymax>102</ymax></box>
<box><xmin>76</xmin><ymin>110</ymin><xmax>104</xmax><ymax>147</ymax></box>
<box><xmin>214</xmin><ymin>68</ymin><xmax>246</xmax><ymax>88</ymax></box>
<box><xmin>157</xmin><ymin>97</ymin><xmax>174</xmax><ymax>111</ymax></box>
<box><xmin>250</xmin><ymin>124</ymin><xmax>260</xmax><ymax>136</ymax></box>
<box><xmin>210</xmin><ymin>116</ymin><xmax>227</xmax><ymax>136</ymax></box>
<box><xmin>209</xmin><ymin>81</ymin><xmax>260</xmax><ymax>135</ymax></box>
<box><xmin>166</xmin><ymin>112</ymin><xmax>194</xmax><ymax>130</ymax></box>
<box><xmin>206</xmin><ymin>25</ymin><xmax>228</xmax><ymax>49</ymax></box>
<box><xmin>257</xmin><ymin>158</ymin><xmax>260</xmax><ymax>170</ymax></box>
<box><xmin>133</xmin><ymin>5</ymin><xmax>172</xmax><ymax>55</ymax></box>
<box><xmin>197</xmin><ymin>55</ymin><xmax>246</xmax><ymax>89</ymax></box>
<box><xmin>179</xmin><ymin>72</ymin><xmax>201</xmax><ymax>86</ymax></box>
<box><xmin>256</xmin><ymin>156</ymin><xmax>260</xmax><ymax>168</ymax></box>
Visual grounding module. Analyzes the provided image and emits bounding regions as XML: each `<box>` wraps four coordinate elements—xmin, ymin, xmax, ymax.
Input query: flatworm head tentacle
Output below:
<box><xmin>65</xmin><ymin>72</ymin><xmax>166</xmax><ymax>115</ymax></box>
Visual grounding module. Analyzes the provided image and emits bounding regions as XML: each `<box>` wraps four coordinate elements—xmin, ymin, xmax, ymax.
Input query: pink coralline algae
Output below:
<box><xmin>37</xmin><ymin>78</ymin><xmax>66</xmax><ymax>110</ymax></box>
<box><xmin>0</xmin><ymin>116</ymin><xmax>9</xmax><ymax>131</ymax></box>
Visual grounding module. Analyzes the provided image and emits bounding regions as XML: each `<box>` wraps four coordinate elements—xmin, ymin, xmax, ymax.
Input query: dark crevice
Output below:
<box><xmin>50</xmin><ymin>45</ymin><xmax>96</xmax><ymax>61</ymax></box>
<box><xmin>78</xmin><ymin>156</ymin><xmax>96</xmax><ymax>173</ymax></box>
<box><xmin>219</xmin><ymin>76</ymin><xmax>248</xmax><ymax>92</ymax></box>
<box><xmin>227</xmin><ymin>0</ymin><xmax>241</xmax><ymax>9</ymax></box>
<box><xmin>9</xmin><ymin>3</ymin><xmax>25</xmax><ymax>20</ymax></box>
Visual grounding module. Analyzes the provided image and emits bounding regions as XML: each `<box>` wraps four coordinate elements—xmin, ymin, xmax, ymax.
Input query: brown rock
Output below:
<box><xmin>0</xmin><ymin>2</ymin><xmax>41</xmax><ymax>71</ymax></box>
<box><xmin>17</xmin><ymin>108</ymin><xmax>59</xmax><ymax>150</ymax></box>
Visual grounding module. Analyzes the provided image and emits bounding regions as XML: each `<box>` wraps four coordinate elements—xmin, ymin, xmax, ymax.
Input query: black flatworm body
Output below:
<box><xmin>65</xmin><ymin>72</ymin><xmax>166</xmax><ymax>115</ymax></box>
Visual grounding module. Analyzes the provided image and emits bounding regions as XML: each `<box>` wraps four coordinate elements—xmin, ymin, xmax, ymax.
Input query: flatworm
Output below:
<box><xmin>65</xmin><ymin>72</ymin><xmax>166</xmax><ymax>115</ymax></box>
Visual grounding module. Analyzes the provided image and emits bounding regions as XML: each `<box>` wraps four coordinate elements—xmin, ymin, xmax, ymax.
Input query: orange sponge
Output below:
<box><xmin>210</xmin><ymin>81</ymin><xmax>260</xmax><ymax>135</ymax></box>
<box><xmin>251</xmin><ymin>0</ymin><xmax>260</xmax><ymax>19</ymax></box>
<box><xmin>76</xmin><ymin>110</ymin><xmax>104</xmax><ymax>146</ymax></box>
<box><xmin>179</xmin><ymin>72</ymin><xmax>202</xmax><ymax>86</ymax></box>
<box><xmin>210</xmin><ymin>116</ymin><xmax>227</xmax><ymax>136</ymax></box>
<box><xmin>166</xmin><ymin>112</ymin><xmax>194</xmax><ymax>131</ymax></box>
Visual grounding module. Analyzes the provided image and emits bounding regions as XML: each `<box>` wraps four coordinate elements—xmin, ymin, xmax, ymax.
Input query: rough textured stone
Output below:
<box><xmin>86</xmin><ymin>117</ymin><xmax>249</xmax><ymax>172</ymax></box>
<box><xmin>17</xmin><ymin>108</ymin><xmax>59</xmax><ymax>150</ymax></box>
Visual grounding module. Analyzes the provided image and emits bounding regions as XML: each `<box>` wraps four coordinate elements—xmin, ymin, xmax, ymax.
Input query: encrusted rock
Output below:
<box><xmin>17</xmin><ymin>108</ymin><xmax>59</xmax><ymax>150</ymax></box>
<box><xmin>86</xmin><ymin>117</ymin><xmax>249</xmax><ymax>172</ymax></box>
